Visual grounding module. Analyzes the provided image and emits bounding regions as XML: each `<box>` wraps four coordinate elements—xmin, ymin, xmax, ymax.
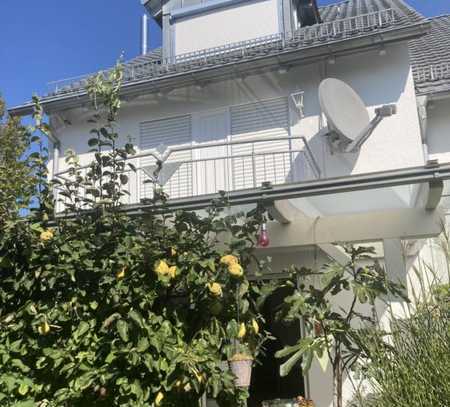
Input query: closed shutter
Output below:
<box><xmin>139</xmin><ymin>115</ymin><xmax>192</xmax><ymax>199</ymax></box>
<box><xmin>230</xmin><ymin>97</ymin><xmax>292</xmax><ymax>190</ymax></box>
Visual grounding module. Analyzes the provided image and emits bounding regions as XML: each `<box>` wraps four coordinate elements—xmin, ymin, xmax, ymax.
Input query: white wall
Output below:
<box><xmin>426</xmin><ymin>97</ymin><xmax>450</xmax><ymax>163</ymax></box>
<box><xmin>173</xmin><ymin>0</ymin><xmax>280</xmax><ymax>55</ymax></box>
<box><xmin>49</xmin><ymin>42</ymin><xmax>425</xmax><ymax>216</ymax></box>
<box><xmin>49</xmin><ymin>42</ymin><xmax>424</xmax><ymax>216</ymax></box>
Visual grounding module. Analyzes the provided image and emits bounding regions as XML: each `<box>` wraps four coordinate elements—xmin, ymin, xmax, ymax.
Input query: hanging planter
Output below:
<box><xmin>228</xmin><ymin>353</ymin><xmax>253</xmax><ymax>387</ymax></box>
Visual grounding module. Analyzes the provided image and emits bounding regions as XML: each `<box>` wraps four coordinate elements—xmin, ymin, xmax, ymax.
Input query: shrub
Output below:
<box><xmin>354</xmin><ymin>285</ymin><xmax>450</xmax><ymax>407</ymax></box>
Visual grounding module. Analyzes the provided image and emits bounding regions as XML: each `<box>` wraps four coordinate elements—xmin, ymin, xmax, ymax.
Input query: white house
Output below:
<box><xmin>9</xmin><ymin>1</ymin><xmax>450</xmax><ymax>405</ymax></box>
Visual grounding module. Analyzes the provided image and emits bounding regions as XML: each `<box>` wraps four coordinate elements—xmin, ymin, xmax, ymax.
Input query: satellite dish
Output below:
<box><xmin>319</xmin><ymin>78</ymin><xmax>397</xmax><ymax>152</ymax></box>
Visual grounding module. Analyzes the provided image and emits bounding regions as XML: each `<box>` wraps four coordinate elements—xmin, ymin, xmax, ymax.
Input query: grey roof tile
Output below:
<box><xmin>409</xmin><ymin>15</ymin><xmax>450</xmax><ymax>96</ymax></box>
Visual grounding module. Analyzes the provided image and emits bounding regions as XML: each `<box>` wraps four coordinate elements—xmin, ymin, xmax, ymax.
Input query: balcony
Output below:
<box><xmin>54</xmin><ymin>136</ymin><xmax>320</xmax><ymax>212</ymax></box>
<box><xmin>46</xmin><ymin>9</ymin><xmax>397</xmax><ymax>97</ymax></box>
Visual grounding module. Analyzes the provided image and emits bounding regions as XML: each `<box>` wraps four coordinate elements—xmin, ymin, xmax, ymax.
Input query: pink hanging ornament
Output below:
<box><xmin>257</xmin><ymin>223</ymin><xmax>270</xmax><ymax>247</ymax></box>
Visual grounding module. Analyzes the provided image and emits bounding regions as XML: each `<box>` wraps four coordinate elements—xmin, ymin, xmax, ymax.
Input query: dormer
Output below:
<box><xmin>143</xmin><ymin>0</ymin><xmax>321</xmax><ymax>59</ymax></box>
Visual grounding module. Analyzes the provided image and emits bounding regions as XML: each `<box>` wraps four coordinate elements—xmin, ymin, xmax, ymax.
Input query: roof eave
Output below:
<box><xmin>8</xmin><ymin>20</ymin><xmax>431</xmax><ymax>117</ymax></box>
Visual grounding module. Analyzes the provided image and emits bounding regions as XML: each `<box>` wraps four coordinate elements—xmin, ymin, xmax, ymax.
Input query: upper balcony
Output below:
<box><xmin>53</xmin><ymin>134</ymin><xmax>320</xmax><ymax>212</ymax></box>
<box><xmin>46</xmin><ymin>8</ymin><xmax>397</xmax><ymax>97</ymax></box>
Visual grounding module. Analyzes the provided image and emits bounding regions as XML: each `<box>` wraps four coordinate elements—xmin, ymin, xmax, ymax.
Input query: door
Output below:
<box><xmin>249</xmin><ymin>286</ymin><xmax>305</xmax><ymax>406</ymax></box>
<box><xmin>192</xmin><ymin>109</ymin><xmax>230</xmax><ymax>196</ymax></box>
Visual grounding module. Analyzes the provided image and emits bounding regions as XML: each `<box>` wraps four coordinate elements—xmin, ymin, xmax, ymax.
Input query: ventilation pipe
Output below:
<box><xmin>141</xmin><ymin>14</ymin><xmax>148</xmax><ymax>55</ymax></box>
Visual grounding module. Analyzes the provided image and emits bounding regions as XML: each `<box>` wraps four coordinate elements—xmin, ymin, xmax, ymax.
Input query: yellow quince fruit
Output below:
<box><xmin>207</xmin><ymin>282</ymin><xmax>222</xmax><ymax>297</ymax></box>
<box><xmin>154</xmin><ymin>260</ymin><xmax>169</xmax><ymax>276</ymax></box>
<box><xmin>40</xmin><ymin>229</ymin><xmax>54</xmax><ymax>242</ymax></box>
<box><xmin>238</xmin><ymin>322</ymin><xmax>246</xmax><ymax>338</ymax></box>
<box><xmin>168</xmin><ymin>265</ymin><xmax>177</xmax><ymax>279</ymax></box>
<box><xmin>170</xmin><ymin>247</ymin><xmax>177</xmax><ymax>257</ymax></box>
<box><xmin>252</xmin><ymin>319</ymin><xmax>259</xmax><ymax>334</ymax></box>
<box><xmin>155</xmin><ymin>391</ymin><xmax>164</xmax><ymax>405</ymax></box>
<box><xmin>194</xmin><ymin>371</ymin><xmax>204</xmax><ymax>384</ymax></box>
<box><xmin>116</xmin><ymin>267</ymin><xmax>126</xmax><ymax>279</ymax></box>
<box><xmin>220</xmin><ymin>254</ymin><xmax>239</xmax><ymax>266</ymax></box>
<box><xmin>228</xmin><ymin>263</ymin><xmax>243</xmax><ymax>277</ymax></box>
<box><xmin>38</xmin><ymin>321</ymin><xmax>51</xmax><ymax>335</ymax></box>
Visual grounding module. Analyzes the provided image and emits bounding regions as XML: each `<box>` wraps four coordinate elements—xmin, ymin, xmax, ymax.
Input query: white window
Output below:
<box><xmin>172</xmin><ymin>0</ymin><xmax>281</xmax><ymax>56</ymax></box>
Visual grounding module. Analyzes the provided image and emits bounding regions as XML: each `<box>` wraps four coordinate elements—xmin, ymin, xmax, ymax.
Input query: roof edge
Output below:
<box><xmin>9</xmin><ymin>20</ymin><xmax>431</xmax><ymax>117</ymax></box>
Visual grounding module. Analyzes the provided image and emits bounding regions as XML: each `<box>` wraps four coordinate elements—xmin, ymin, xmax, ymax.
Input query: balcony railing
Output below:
<box><xmin>54</xmin><ymin>136</ymin><xmax>320</xmax><ymax>211</ymax></box>
<box><xmin>47</xmin><ymin>9</ymin><xmax>396</xmax><ymax>96</ymax></box>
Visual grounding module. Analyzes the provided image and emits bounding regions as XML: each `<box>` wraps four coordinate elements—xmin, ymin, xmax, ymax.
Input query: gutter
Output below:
<box><xmin>9</xmin><ymin>20</ymin><xmax>431</xmax><ymax>117</ymax></box>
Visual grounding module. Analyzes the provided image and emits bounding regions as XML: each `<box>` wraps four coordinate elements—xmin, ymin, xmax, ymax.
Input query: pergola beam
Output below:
<box><xmin>265</xmin><ymin>207</ymin><xmax>444</xmax><ymax>248</ymax></box>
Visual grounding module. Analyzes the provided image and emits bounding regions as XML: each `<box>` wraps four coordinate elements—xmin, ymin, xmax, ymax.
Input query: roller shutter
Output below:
<box><xmin>139</xmin><ymin>115</ymin><xmax>192</xmax><ymax>199</ymax></box>
<box><xmin>230</xmin><ymin>97</ymin><xmax>292</xmax><ymax>189</ymax></box>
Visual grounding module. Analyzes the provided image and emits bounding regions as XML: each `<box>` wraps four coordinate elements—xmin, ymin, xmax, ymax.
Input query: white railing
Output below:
<box><xmin>415</xmin><ymin>63</ymin><xmax>450</xmax><ymax>83</ymax></box>
<box><xmin>47</xmin><ymin>9</ymin><xmax>396</xmax><ymax>96</ymax></box>
<box><xmin>53</xmin><ymin>136</ymin><xmax>320</xmax><ymax>211</ymax></box>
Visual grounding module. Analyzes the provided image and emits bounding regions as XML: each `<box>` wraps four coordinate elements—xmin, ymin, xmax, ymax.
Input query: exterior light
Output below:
<box><xmin>327</xmin><ymin>55</ymin><xmax>336</xmax><ymax>65</ymax></box>
<box><xmin>278</xmin><ymin>66</ymin><xmax>289</xmax><ymax>74</ymax></box>
<box><xmin>379</xmin><ymin>45</ymin><xmax>387</xmax><ymax>56</ymax></box>
<box><xmin>257</xmin><ymin>223</ymin><xmax>270</xmax><ymax>247</ymax></box>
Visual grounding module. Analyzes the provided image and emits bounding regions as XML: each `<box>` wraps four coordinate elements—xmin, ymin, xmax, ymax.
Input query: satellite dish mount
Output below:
<box><xmin>318</xmin><ymin>78</ymin><xmax>396</xmax><ymax>153</ymax></box>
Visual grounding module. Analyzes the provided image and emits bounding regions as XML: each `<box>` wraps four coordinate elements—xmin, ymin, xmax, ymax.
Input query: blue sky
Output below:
<box><xmin>0</xmin><ymin>0</ymin><xmax>449</xmax><ymax>110</ymax></box>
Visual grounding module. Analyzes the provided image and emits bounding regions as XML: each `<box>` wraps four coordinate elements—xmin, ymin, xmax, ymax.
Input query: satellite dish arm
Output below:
<box><xmin>345</xmin><ymin>104</ymin><xmax>397</xmax><ymax>153</ymax></box>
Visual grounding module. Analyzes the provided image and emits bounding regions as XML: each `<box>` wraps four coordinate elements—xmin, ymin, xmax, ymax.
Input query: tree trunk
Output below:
<box><xmin>333</xmin><ymin>352</ymin><xmax>343</xmax><ymax>407</ymax></box>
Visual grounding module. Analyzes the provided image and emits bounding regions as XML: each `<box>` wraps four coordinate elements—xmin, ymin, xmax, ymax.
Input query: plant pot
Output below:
<box><xmin>228</xmin><ymin>355</ymin><xmax>253</xmax><ymax>387</ymax></box>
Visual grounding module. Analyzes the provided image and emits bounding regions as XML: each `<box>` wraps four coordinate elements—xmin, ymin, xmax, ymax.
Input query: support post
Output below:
<box><xmin>383</xmin><ymin>238</ymin><xmax>406</xmax><ymax>286</ymax></box>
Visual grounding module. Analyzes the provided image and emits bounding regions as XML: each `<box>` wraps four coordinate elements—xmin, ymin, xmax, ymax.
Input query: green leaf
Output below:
<box><xmin>74</xmin><ymin>321</ymin><xmax>90</xmax><ymax>341</ymax></box>
<box><xmin>117</xmin><ymin>320</ymin><xmax>129</xmax><ymax>342</ymax></box>
<box><xmin>129</xmin><ymin>309</ymin><xmax>144</xmax><ymax>328</ymax></box>
<box><xmin>275</xmin><ymin>343</ymin><xmax>303</xmax><ymax>359</ymax></box>
<box><xmin>88</xmin><ymin>138</ymin><xmax>99</xmax><ymax>146</ymax></box>
<box><xmin>301</xmin><ymin>349</ymin><xmax>314</xmax><ymax>372</ymax></box>
<box><xmin>18</xmin><ymin>382</ymin><xmax>29</xmax><ymax>396</ymax></box>
<box><xmin>279</xmin><ymin>349</ymin><xmax>303</xmax><ymax>377</ymax></box>
<box><xmin>137</xmin><ymin>337</ymin><xmax>149</xmax><ymax>353</ymax></box>
<box><xmin>316</xmin><ymin>349</ymin><xmax>329</xmax><ymax>372</ymax></box>
<box><xmin>11</xmin><ymin>359</ymin><xmax>30</xmax><ymax>373</ymax></box>
<box><xmin>119</xmin><ymin>174</ymin><xmax>128</xmax><ymax>185</ymax></box>
<box><xmin>14</xmin><ymin>401</ymin><xmax>35</xmax><ymax>407</ymax></box>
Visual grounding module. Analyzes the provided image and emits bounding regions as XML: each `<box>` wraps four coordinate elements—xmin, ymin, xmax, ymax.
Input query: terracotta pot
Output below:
<box><xmin>228</xmin><ymin>356</ymin><xmax>253</xmax><ymax>387</ymax></box>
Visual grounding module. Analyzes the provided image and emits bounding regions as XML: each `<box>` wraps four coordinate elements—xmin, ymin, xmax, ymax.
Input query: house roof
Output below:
<box><xmin>409</xmin><ymin>15</ymin><xmax>450</xmax><ymax>96</ymax></box>
<box><xmin>9</xmin><ymin>0</ymin><xmax>429</xmax><ymax>115</ymax></box>
<box><xmin>319</xmin><ymin>0</ymin><xmax>423</xmax><ymax>24</ymax></box>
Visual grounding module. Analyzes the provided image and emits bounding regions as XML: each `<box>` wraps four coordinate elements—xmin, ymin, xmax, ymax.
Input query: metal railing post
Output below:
<box><xmin>252</xmin><ymin>143</ymin><xmax>257</xmax><ymax>188</ymax></box>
